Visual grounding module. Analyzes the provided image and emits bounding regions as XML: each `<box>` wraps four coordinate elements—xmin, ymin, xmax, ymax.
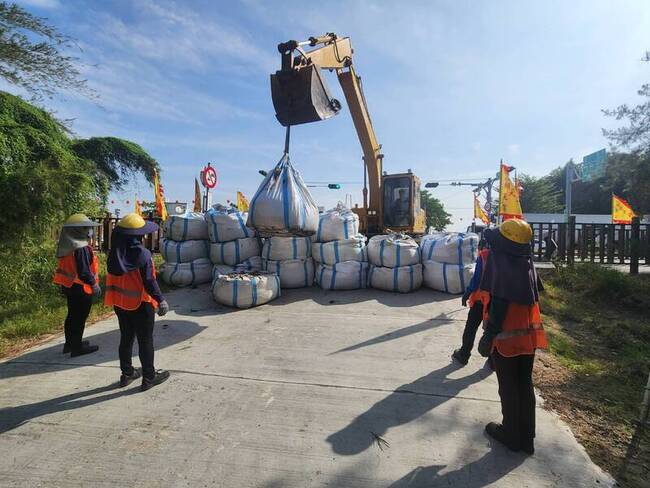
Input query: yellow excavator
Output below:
<box><xmin>270</xmin><ymin>33</ymin><xmax>426</xmax><ymax>235</ymax></box>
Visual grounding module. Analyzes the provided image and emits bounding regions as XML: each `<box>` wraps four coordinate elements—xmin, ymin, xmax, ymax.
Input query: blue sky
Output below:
<box><xmin>13</xmin><ymin>0</ymin><xmax>650</xmax><ymax>230</ymax></box>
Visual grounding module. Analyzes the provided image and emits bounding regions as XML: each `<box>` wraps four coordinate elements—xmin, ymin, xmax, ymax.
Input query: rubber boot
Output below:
<box><xmin>485</xmin><ymin>422</ymin><xmax>520</xmax><ymax>452</ymax></box>
<box><xmin>452</xmin><ymin>348</ymin><xmax>470</xmax><ymax>366</ymax></box>
<box><xmin>70</xmin><ymin>344</ymin><xmax>99</xmax><ymax>357</ymax></box>
<box><xmin>63</xmin><ymin>340</ymin><xmax>89</xmax><ymax>354</ymax></box>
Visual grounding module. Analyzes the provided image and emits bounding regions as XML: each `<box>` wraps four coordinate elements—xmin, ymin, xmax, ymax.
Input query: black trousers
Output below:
<box><xmin>62</xmin><ymin>284</ymin><xmax>93</xmax><ymax>351</ymax></box>
<box><xmin>459</xmin><ymin>301</ymin><xmax>484</xmax><ymax>357</ymax></box>
<box><xmin>115</xmin><ymin>303</ymin><xmax>156</xmax><ymax>380</ymax></box>
<box><xmin>493</xmin><ymin>350</ymin><xmax>536</xmax><ymax>449</ymax></box>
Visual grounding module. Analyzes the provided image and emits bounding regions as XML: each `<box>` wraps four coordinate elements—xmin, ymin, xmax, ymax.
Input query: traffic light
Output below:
<box><xmin>328</xmin><ymin>183</ymin><xmax>341</xmax><ymax>189</ymax></box>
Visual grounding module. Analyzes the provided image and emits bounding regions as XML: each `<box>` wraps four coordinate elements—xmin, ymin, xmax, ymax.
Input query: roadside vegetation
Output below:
<box><xmin>535</xmin><ymin>263</ymin><xmax>650</xmax><ymax>487</ymax></box>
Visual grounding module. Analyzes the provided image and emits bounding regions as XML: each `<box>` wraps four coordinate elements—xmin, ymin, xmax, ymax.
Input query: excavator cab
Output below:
<box><xmin>271</xmin><ymin>48</ymin><xmax>342</xmax><ymax>126</ymax></box>
<box><xmin>381</xmin><ymin>172</ymin><xmax>426</xmax><ymax>234</ymax></box>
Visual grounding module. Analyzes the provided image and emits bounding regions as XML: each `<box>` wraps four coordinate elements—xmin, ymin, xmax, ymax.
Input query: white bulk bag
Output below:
<box><xmin>315</xmin><ymin>261</ymin><xmax>369</xmax><ymax>290</ymax></box>
<box><xmin>212</xmin><ymin>272</ymin><xmax>280</xmax><ymax>309</ymax></box>
<box><xmin>247</xmin><ymin>155</ymin><xmax>319</xmax><ymax>237</ymax></box>
<box><xmin>205</xmin><ymin>206</ymin><xmax>255</xmax><ymax>243</ymax></box>
<box><xmin>315</xmin><ymin>203</ymin><xmax>360</xmax><ymax>242</ymax></box>
<box><xmin>262</xmin><ymin>236</ymin><xmax>312</xmax><ymax>261</ymax></box>
<box><xmin>161</xmin><ymin>238</ymin><xmax>209</xmax><ymax>263</ymax></box>
<box><xmin>312</xmin><ymin>235</ymin><xmax>367</xmax><ymax>265</ymax></box>
<box><xmin>212</xmin><ymin>264</ymin><xmax>235</xmax><ymax>281</ymax></box>
<box><xmin>367</xmin><ymin>234</ymin><xmax>420</xmax><ymax>268</ymax></box>
<box><xmin>420</xmin><ymin>232</ymin><xmax>479</xmax><ymax>265</ymax></box>
<box><xmin>160</xmin><ymin>258</ymin><xmax>212</xmax><ymax>287</ymax></box>
<box><xmin>209</xmin><ymin>237</ymin><xmax>261</xmax><ymax>266</ymax></box>
<box><xmin>163</xmin><ymin>212</ymin><xmax>208</xmax><ymax>241</ymax></box>
<box><xmin>263</xmin><ymin>258</ymin><xmax>314</xmax><ymax>288</ymax></box>
<box><xmin>234</xmin><ymin>255</ymin><xmax>263</xmax><ymax>273</ymax></box>
<box><xmin>422</xmin><ymin>260</ymin><xmax>474</xmax><ymax>294</ymax></box>
<box><xmin>369</xmin><ymin>264</ymin><xmax>423</xmax><ymax>293</ymax></box>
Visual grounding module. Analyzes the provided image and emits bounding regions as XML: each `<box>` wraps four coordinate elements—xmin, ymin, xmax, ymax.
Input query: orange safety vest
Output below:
<box><xmin>468</xmin><ymin>248</ymin><xmax>490</xmax><ymax>313</ymax></box>
<box><xmin>52</xmin><ymin>246</ymin><xmax>99</xmax><ymax>295</ymax></box>
<box><xmin>104</xmin><ymin>260</ymin><xmax>159</xmax><ymax>311</ymax></box>
<box><xmin>491</xmin><ymin>302</ymin><xmax>547</xmax><ymax>357</ymax></box>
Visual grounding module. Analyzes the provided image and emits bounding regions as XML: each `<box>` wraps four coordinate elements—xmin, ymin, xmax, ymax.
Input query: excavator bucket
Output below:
<box><xmin>271</xmin><ymin>64</ymin><xmax>341</xmax><ymax>126</ymax></box>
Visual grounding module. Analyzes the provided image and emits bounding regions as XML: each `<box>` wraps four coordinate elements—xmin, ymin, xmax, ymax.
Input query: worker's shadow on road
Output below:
<box><xmin>0</xmin><ymin>319</ymin><xmax>206</xmax><ymax>380</ymax></box>
<box><xmin>386</xmin><ymin>439</ymin><xmax>526</xmax><ymax>488</ymax></box>
<box><xmin>0</xmin><ymin>383</ymin><xmax>141</xmax><ymax>434</ymax></box>
<box><xmin>326</xmin><ymin>362</ymin><xmax>490</xmax><ymax>456</ymax></box>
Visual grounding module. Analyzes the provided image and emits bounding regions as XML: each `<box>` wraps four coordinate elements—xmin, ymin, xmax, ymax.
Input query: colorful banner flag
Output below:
<box><xmin>134</xmin><ymin>199</ymin><xmax>143</xmax><ymax>217</ymax></box>
<box><xmin>194</xmin><ymin>178</ymin><xmax>202</xmax><ymax>212</ymax></box>
<box><xmin>474</xmin><ymin>194</ymin><xmax>490</xmax><ymax>225</ymax></box>
<box><xmin>154</xmin><ymin>170</ymin><xmax>168</xmax><ymax>221</ymax></box>
<box><xmin>236</xmin><ymin>191</ymin><xmax>249</xmax><ymax>212</ymax></box>
<box><xmin>612</xmin><ymin>194</ymin><xmax>635</xmax><ymax>224</ymax></box>
<box><xmin>499</xmin><ymin>163</ymin><xmax>523</xmax><ymax>220</ymax></box>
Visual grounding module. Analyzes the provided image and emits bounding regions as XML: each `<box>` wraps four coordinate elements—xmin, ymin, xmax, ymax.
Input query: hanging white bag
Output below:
<box><xmin>420</xmin><ymin>232</ymin><xmax>479</xmax><ymax>265</ymax></box>
<box><xmin>161</xmin><ymin>238</ymin><xmax>209</xmax><ymax>263</ymax></box>
<box><xmin>422</xmin><ymin>260</ymin><xmax>474</xmax><ymax>294</ymax></box>
<box><xmin>315</xmin><ymin>203</ymin><xmax>360</xmax><ymax>242</ymax></box>
<box><xmin>209</xmin><ymin>237</ymin><xmax>261</xmax><ymax>266</ymax></box>
<box><xmin>163</xmin><ymin>212</ymin><xmax>208</xmax><ymax>241</ymax></box>
<box><xmin>160</xmin><ymin>258</ymin><xmax>212</xmax><ymax>287</ymax></box>
<box><xmin>367</xmin><ymin>234</ymin><xmax>420</xmax><ymax>268</ymax></box>
<box><xmin>369</xmin><ymin>263</ymin><xmax>423</xmax><ymax>293</ymax></box>
<box><xmin>263</xmin><ymin>258</ymin><xmax>315</xmax><ymax>288</ymax></box>
<box><xmin>205</xmin><ymin>205</ymin><xmax>256</xmax><ymax>243</ymax></box>
<box><xmin>211</xmin><ymin>272</ymin><xmax>281</xmax><ymax>309</ymax></box>
<box><xmin>247</xmin><ymin>154</ymin><xmax>319</xmax><ymax>236</ymax></box>
<box><xmin>312</xmin><ymin>235</ymin><xmax>367</xmax><ymax>265</ymax></box>
<box><xmin>262</xmin><ymin>236</ymin><xmax>312</xmax><ymax>261</ymax></box>
<box><xmin>315</xmin><ymin>261</ymin><xmax>369</xmax><ymax>290</ymax></box>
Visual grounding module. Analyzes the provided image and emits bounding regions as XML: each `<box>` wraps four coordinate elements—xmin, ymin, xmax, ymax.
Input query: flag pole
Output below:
<box><xmin>498</xmin><ymin>159</ymin><xmax>503</xmax><ymax>225</ymax></box>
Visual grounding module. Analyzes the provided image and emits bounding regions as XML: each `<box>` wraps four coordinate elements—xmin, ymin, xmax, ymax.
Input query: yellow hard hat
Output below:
<box><xmin>63</xmin><ymin>213</ymin><xmax>99</xmax><ymax>227</ymax></box>
<box><xmin>499</xmin><ymin>218</ymin><xmax>532</xmax><ymax>244</ymax></box>
<box><xmin>115</xmin><ymin>212</ymin><xmax>159</xmax><ymax>235</ymax></box>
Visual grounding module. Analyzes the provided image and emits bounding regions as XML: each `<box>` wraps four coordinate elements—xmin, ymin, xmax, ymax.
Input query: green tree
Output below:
<box><xmin>0</xmin><ymin>2</ymin><xmax>92</xmax><ymax>99</ymax></box>
<box><xmin>518</xmin><ymin>173</ymin><xmax>563</xmax><ymax>213</ymax></box>
<box><xmin>420</xmin><ymin>189</ymin><xmax>451</xmax><ymax>231</ymax></box>
<box><xmin>0</xmin><ymin>91</ymin><xmax>158</xmax><ymax>243</ymax></box>
<box><xmin>603</xmin><ymin>51</ymin><xmax>649</xmax><ymax>153</ymax></box>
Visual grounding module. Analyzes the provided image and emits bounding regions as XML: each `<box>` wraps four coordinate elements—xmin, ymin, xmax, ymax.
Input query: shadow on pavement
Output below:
<box><xmin>387</xmin><ymin>438</ymin><xmax>527</xmax><ymax>488</ymax></box>
<box><xmin>327</xmin><ymin>363</ymin><xmax>490</xmax><ymax>455</ymax></box>
<box><xmin>0</xmin><ymin>383</ymin><xmax>141</xmax><ymax>434</ymax></box>
<box><xmin>0</xmin><ymin>319</ymin><xmax>206</xmax><ymax>380</ymax></box>
<box><xmin>330</xmin><ymin>311</ymin><xmax>462</xmax><ymax>354</ymax></box>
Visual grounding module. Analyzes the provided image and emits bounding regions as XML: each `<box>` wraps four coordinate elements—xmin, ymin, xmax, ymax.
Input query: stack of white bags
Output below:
<box><xmin>421</xmin><ymin>233</ymin><xmax>479</xmax><ymax>294</ymax></box>
<box><xmin>367</xmin><ymin>233</ymin><xmax>422</xmax><ymax>293</ymax></box>
<box><xmin>262</xmin><ymin>236</ymin><xmax>314</xmax><ymax>288</ymax></box>
<box><xmin>313</xmin><ymin>204</ymin><xmax>369</xmax><ymax>290</ymax></box>
<box><xmin>160</xmin><ymin>213</ymin><xmax>212</xmax><ymax>286</ymax></box>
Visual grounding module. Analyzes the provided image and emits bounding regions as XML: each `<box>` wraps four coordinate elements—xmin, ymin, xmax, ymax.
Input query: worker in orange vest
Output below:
<box><xmin>452</xmin><ymin>238</ymin><xmax>490</xmax><ymax>366</ymax></box>
<box><xmin>105</xmin><ymin>213</ymin><xmax>170</xmax><ymax>391</ymax></box>
<box><xmin>53</xmin><ymin>214</ymin><xmax>101</xmax><ymax>356</ymax></box>
<box><xmin>477</xmin><ymin>219</ymin><xmax>547</xmax><ymax>455</ymax></box>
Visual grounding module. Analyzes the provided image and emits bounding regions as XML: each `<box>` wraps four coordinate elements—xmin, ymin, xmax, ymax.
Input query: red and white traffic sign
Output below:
<box><xmin>202</xmin><ymin>165</ymin><xmax>218</xmax><ymax>189</ymax></box>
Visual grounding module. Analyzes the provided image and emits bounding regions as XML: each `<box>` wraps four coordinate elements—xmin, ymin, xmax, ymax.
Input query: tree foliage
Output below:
<box><xmin>0</xmin><ymin>91</ymin><xmax>157</xmax><ymax>244</ymax></box>
<box><xmin>0</xmin><ymin>2</ymin><xmax>92</xmax><ymax>99</ymax></box>
<box><xmin>420</xmin><ymin>189</ymin><xmax>451</xmax><ymax>231</ymax></box>
<box><xmin>518</xmin><ymin>173</ymin><xmax>563</xmax><ymax>213</ymax></box>
<box><xmin>602</xmin><ymin>51</ymin><xmax>650</xmax><ymax>153</ymax></box>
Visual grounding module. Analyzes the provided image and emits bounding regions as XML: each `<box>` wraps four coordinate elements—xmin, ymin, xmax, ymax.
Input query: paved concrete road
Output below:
<box><xmin>0</xmin><ymin>286</ymin><xmax>614</xmax><ymax>487</ymax></box>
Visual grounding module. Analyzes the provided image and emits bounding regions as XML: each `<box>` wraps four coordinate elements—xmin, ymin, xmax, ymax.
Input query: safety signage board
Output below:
<box><xmin>582</xmin><ymin>149</ymin><xmax>607</xmax><ymax>182</ymax></box>
<box><xmin>202</xmin><ymin>165</ymin><xmax>218</xmax><ymax>189</ymax></box>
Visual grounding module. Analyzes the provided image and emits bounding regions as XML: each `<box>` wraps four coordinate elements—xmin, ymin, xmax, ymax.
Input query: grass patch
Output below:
<box><xmin>537</xmin><ymin>263</ymin><xmax>650</xmax><ymax>486</ymax></box>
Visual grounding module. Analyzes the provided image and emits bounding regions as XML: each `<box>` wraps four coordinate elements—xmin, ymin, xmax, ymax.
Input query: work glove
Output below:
<box><xmin>477</xmin><ymin>330</ymin><xmax>496</xmax><ymax>358</ymax></box>
<box><xmin>157</xmin><ymin>300</ymin><xmax>170</xmax><ymax>317</ymax></box>
<box><xmin>91</xmin><ymin>283</ymin><xmax>102</xmax><ymax>297</ymax></box>
<box><xmin>461</xmin><ymin>291</ymin><xmax>470</xmax><ymax>307</ymax></box>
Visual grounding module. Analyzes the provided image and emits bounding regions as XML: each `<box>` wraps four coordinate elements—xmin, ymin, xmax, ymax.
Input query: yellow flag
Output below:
<box><xmin>499</xmin><ymin>163</ymin><xmax>523</xmax><ymax>220</ymax></box>
<box><xmin>154</xmin><ymin>170</ymin><xmax>168</xmax><ymax>221</ymax></box>
<box><xmin>612</xmin><ymin>194</ymin><xmax>635</xmax><ymax>224</ymax></box>
<box><xmin>236</xmin><ymin>191</ymin><xmax>249</xmax><ymax>211</ymax></box>
<box><xmin>474</xmin><ymin>194</ymin><xmax>489</xmax><ymax>225</ymax></box>
<box><xmin>134</xmin><ymin>199</ymin><xmax>143</xmax><ymax>217</ymax></box>
<box><xmin>194</xmin><ymin>178</ymin><xmax>202</xmax><ymax>212</ymax></box>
